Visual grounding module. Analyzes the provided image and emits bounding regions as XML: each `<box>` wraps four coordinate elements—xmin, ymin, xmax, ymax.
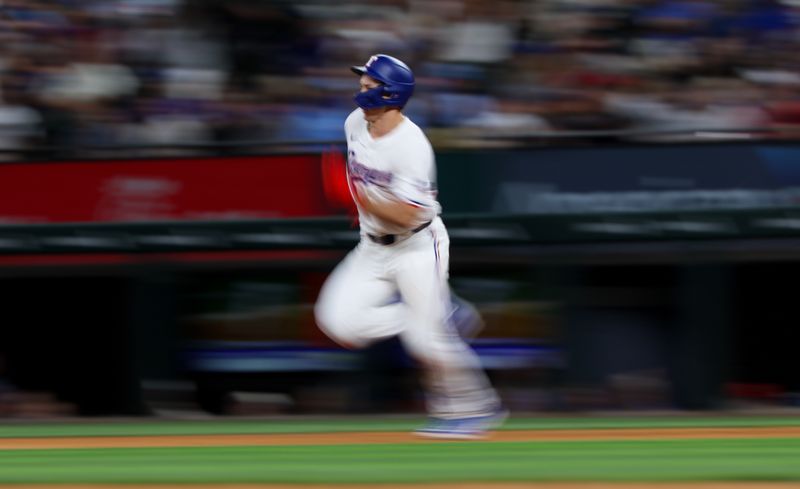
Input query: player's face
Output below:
<box><xmin>359</xmin><ymin>74</ymin><xmax>380</xmax><ymax>92</ymax></box>
<box><xmin>359</xmin><ymin>74</ymin><xmax>387</xmax><ymax>120</ymax></box>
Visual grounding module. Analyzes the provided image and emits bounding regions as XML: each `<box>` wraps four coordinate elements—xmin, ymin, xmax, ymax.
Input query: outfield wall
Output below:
<box><xmin>0</xmin><ymin>141</ymin><xmax>799</xmax><ymax>416</ymax></box>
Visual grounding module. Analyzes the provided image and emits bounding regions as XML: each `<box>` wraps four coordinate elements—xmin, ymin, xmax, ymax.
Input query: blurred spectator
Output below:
<box><xmin>0</xmin><ymin>52</ymin><xmax>43</xmax><ymax>160</ymax></box>
<box><xmin>0</xmin><ymin>0</ymin><xmax>798</xmax><ymax>157</ymax></box>
<box><xmin>457</xmin><ymin>95</ymin><xmax>553</xmax><ymax>146</ymax></box>
<box><xmin>604</xmin><ymin>77</ymin><xmax>768</xmax><ymax>140</ymax></box>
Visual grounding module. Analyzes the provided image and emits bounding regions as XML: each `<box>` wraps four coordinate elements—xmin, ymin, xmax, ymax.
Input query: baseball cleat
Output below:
<box><xmin>414</xmin><ymin>407</ymin><xmax>508</xmax><ymax>440</ymax></box>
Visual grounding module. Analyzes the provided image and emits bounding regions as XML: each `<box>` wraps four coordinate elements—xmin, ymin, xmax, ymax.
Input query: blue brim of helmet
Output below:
<box><xmin>351</xmin><ymin>66</ymin><xmax>367</xmax><ymax>76</ymax></box>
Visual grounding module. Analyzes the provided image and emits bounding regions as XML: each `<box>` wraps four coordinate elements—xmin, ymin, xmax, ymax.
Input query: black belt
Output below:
<box><xmin>367</xmin><ymin>220</ymin><xmax>432</xmax><ymax>246</ymax></box>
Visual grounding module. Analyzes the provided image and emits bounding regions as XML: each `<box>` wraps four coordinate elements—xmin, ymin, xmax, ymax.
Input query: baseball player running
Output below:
<box><xmin>314</xmin><ymin>54</ymin><xmax>506</xmax><ymax>439</ymax></box>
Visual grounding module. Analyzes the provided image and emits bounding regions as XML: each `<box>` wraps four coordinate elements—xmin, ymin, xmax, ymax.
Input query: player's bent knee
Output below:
<box><xmin>314</xmin><ymin>302</ymin><xmax>362</xmax><ymax>349</ymax></box>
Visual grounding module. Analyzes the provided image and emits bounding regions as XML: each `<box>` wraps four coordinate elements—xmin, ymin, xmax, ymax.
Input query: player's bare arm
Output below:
<box><xmin>352</xmin><ymin>181</ymin><xmax>426</xmax><ymax>229</ymax></box>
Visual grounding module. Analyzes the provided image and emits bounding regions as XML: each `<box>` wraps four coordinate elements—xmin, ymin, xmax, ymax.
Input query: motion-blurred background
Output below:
<box><xmin>0</xmin><ymin>0</ymin><xmax>799</xmax><ymax>419</ymax></box>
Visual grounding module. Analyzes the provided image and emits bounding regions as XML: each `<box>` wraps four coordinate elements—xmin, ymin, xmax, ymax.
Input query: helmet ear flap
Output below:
<box><xmin>354</xmin><ymin>85</ymin><xmax>393</xmax><ymax>109</ymax></box>
<box><xmin>381</xmin><ymin>84</ymin><xmax>400</xmax><ymax>98</ymax></box>
<box><xmin>376</xmin><ymin>83</ymin><xmax>410</xmax><ymax>107</ymax></box>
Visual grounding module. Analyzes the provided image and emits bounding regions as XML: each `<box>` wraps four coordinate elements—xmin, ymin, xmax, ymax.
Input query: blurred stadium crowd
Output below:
<box><xmin>1</xmin><ymin>0</ymin><xmax>799</xmax><ymax>159</ymax></box>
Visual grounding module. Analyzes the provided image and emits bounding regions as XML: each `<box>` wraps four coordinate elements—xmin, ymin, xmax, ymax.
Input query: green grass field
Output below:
<box><xmin>0</xmin><ymin>416</ymin><xmax>799</xmax><ymax>484</ymax></box>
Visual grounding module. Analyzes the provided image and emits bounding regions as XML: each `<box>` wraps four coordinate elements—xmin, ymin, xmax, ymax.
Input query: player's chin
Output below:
<box><xmin>362</xmin><ymin>107</ymin><xmax>385</xmax><ymax>119</ymax></box>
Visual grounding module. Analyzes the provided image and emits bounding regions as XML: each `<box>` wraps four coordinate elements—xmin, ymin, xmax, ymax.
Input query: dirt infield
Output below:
<box><xmin>4</xmin><ymin>484</ymin><xmax>800</xmax><ymax>489</ymax></box>
<box><xmin>2</xmin><ymin>426</ymin><xmax>799</xmax><ymax>450</ymax></box>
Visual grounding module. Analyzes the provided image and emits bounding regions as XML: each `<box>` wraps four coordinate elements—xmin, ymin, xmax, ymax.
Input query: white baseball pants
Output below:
<box><xmin>314</xmin><ymin>217</ymin><xmax>499</xmax><ymax>418</ymax></box>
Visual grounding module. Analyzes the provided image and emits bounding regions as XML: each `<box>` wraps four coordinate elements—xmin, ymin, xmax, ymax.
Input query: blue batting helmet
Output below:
<box><xmin>351</xmin><ymin>54</ymin><xmax>415</xmax><ymax>109</ymax></box>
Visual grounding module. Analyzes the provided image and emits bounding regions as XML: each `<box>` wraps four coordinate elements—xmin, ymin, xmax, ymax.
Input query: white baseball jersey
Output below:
<box><xmin>344</xmin><ymin>108</ymin><xmax>441</xmax><ymax>236</ymax></box>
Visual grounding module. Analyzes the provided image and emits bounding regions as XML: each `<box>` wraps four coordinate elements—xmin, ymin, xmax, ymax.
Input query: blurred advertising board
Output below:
<box><xmin>437</xmin><ymin>143</ymin><xmax>800</xmax><ymax>214</ymax></box>
<box><xmin>0</xmin><ymin>155</ymin><xmax>337</xmax><ymax>224</ymax></box>
<box><xmin>4</xmin><ymin>142</ymin><xmax>800</xmax><ymax>226</ymax></box>
<box><xmin>1</xmin><ymin>143</ymin><xmax>800</xmax><ymax>260</ymax></box>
